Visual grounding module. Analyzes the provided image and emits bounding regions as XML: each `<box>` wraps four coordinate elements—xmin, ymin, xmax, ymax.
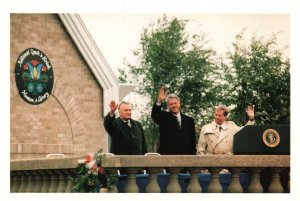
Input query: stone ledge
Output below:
<box><xmin>101</xmin><ymin>155</ymin><xmax>290</xmax><ymax>168</ymax></box>
<box><xmin>10</xmin><ymin>155</ymin><xmax>290</xmax><ymax>171</ymax></box>
<box><xmin>11</xmin><ymin>155</ymin><xmax>83</xmax><ymax>170</ymax></box>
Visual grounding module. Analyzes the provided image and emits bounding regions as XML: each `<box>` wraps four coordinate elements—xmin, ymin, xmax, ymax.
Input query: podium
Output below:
<box><xmin>233</xmin><ymin>125</ymin><xmax>290</xmax><ymax>155</ymax></box>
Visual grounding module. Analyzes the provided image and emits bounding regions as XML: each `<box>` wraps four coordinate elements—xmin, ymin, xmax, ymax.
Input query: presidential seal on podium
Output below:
<box><xmin>262</xmin><ymin>128</ymin><xmax>280</xmax><ymax>148</ymax></box>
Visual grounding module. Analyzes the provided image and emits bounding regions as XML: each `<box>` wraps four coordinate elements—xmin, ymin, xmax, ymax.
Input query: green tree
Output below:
<box><xmin>119</xmin><ymin>16</ymin><xmax>290</xmax><ymax>151</ymax></box>
<box><xmin>119</xmin><ymin>15</ymin><xmax>220</xmax><ymax>151</ymax></box>
<box><xmin>224</xmin><ymin>29</ymin><xmax>290</xmax><ymax>125</ymax></box>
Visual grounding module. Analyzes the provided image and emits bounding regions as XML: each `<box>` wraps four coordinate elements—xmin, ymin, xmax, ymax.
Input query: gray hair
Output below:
<box><xmin>215</xmin><ymin>104</ymin><xmax>229</xmax><ymax>116</ymax></box>
<box><xmin>166</xmin><ymin>94</ymin><xmax>180</xmax><ymax>104</ymax></box>
<box><xmin>118</xmin><ymin>101</ymin><xmax>131</xmax><ymax>110</ymax></box>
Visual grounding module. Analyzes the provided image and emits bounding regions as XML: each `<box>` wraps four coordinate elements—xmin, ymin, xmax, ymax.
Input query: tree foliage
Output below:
<box><xmin>119</xmin><ymin>15</ymin><xmax>221</xmax><ymax>151</ymax></box>
<box><xmin>224</xmin><ymin>29</ymin><xmax>290</xmax><ymax>125</ymax></box>
<box><xmin>119</xmin><ymin>16</ymin><xmax>290</xmax><ymax>151</ymax></box>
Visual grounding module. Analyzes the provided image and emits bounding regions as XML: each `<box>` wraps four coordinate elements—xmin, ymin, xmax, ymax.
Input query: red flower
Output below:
<box><xmin>91</xmin><ymin>163</ymin><xmax>97</xmax><ymax>171</ymax></box>
<box><xmin>98</xmin><ymin>166</ymin><xmax>104</xmax><ymax>174</ymax></box>
<box><xmin>42</xmin><ymin>66</ymin><xmax>47</xmax><ymax>72</ymax></box>
<box><xmin>85</xmin><ymin>153</ymin><xmax>94</xmax><ymax>163</ymax></box>
<box><xmin>23</xmin><ymin>64</ymin><xmax>28</xmax><ymax>70</ymax></box>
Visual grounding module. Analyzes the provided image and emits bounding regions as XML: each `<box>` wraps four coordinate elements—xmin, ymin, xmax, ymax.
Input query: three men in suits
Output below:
<box><xmin>151</xmin><ymin>87</ymin><xmax>196</xmax><ymax>155</ymax></box>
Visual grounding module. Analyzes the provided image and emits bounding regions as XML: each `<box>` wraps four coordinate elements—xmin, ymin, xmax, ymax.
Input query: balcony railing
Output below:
<box><xmin>10</xmin><ymin>155</ymin><xmax>290</xmax><ymax>193</ymax></box>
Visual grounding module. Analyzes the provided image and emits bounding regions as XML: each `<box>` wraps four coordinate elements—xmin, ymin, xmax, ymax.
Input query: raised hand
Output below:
<box><xmin>109</xmin><ymin>100</ymin><xmax>118</xmax><ymax>114</ymax></box>
<box><xmin>158</xmin><ymin>86</ymin><xmax>167</xmax><ymax>103</ymax></box>
<box><xmin>246</xmin><ymin>105</ymin><xmax>255</xmax><ymax>120</ymax></box>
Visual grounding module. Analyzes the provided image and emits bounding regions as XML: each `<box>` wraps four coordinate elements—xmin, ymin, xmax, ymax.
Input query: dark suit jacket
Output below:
<box><xmin>151</xmin><ymin>103</ymin><xmax>196</xmax><ymax>155</ymax></box>
<box><xmin>104</xmin><ymin>113</ymin><xmax>147</xmax><ymax>155</ymax></box>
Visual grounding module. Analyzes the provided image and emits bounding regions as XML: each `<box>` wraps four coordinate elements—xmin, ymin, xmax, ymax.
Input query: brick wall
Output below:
<box><xmin>10</xmin><ymin>14</ymin><xmax>107</xmax><ymax>159</ymax></box>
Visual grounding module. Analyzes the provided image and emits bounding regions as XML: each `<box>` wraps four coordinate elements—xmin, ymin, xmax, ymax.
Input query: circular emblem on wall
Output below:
<box><xmin>262</xmin><ymin>128</ymin><xmax>280</xmax><ymax>148</ymax></box>
<box><xmin>15</xmin><ymin>48</ymin><xmax>54</xmax><ymax>105</ymax></box>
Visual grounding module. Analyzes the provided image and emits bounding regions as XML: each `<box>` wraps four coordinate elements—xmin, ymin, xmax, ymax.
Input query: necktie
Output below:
<box><xmin>176</xmin><ymin>116</ymin><xmax>181</xmax><ymax>129</ymax></box>
<box><xmin>127</xmin><ymin>120</ymin><xmax>131</xmax><ymax>128</ymax></box>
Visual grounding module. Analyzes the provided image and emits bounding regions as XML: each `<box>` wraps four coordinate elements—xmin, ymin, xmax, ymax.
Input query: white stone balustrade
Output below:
<box><xmin>10</xmin><ymin>155</ymin><xmax>290</xmax><ymax>193</ymax></box>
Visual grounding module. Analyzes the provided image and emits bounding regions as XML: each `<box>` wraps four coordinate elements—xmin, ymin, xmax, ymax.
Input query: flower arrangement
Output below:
<box><xmin>72</xmin><ymin>149</ymin><xmax>118</xmax><ymax>193</ymax></box>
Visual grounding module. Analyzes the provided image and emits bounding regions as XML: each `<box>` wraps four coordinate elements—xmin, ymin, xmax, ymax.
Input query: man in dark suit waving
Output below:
<box><xmin>151</xmin><ymin>86</ymin><xmax>196</xmax><ymax>155</ymax></box>
<box><xmin>104</xmin><ymin>100</ymin><xmax>147</xmax><ymax>155</ymax></box>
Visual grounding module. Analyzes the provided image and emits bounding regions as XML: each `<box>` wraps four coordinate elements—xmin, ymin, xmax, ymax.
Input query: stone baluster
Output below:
<box><xmin>10</xmin><ymin>173</ymin><xmax>14</xmax><ymax>192</ymax></box>
<box><xmin>64</xmin><ymin>169</ymin><xmax>76</xmax><ymax>193</ymax></box>
<box><xmin>18</xmin><ymin>173</ymin><xmax>29</xmax><ymax>193</ymax></box>
<box><xmin>10</xmin><ymin>174</ymin><xmax>14</xmax><ymax>192</ymax></box>
<box><xmin>288</xmin><ymin>171</ymin><xmax>290</xmax><ymax>193</ymax></box>
<box><xmin>187</xmin><ymin>168</ymin><xmax>201</xmax><ymax>193</ymax></box>
<box><xmin>25</xmin><ymin>171</ymin><xmax>36</xmax><ymax>192</ymax></box>
<box><xmin>124</xmin><ymin>168</ymin><xmax>140</xmax><ymax>193</ymax></box>
<box><xmin>227</xmin><ymin>168</ymin><xmax>243</xmax><ymax>193</ymax></box>
<box><xmin>40</xmin><ymin>171</ymin><xmax>51</xmax><ymax>192</ymax></box>
<box><xmin>15</xmin><ymin>171</ymin><xmax>23</xmax><ymax>193</ymax></box>
<box><xmin>145</xmin><ymin>168</ymin><xmax>162</xmax><ymax>193</ymax></box>
<box><xmin>166</xmin><ymin>167</ymin><xmax>182</xmax><ymax>193</ymax></box>
<box><xmin>207</xmin><ymin>168</ymin><xmax>222</xmax><ymax>193</ymax></box>
<box><xmin>11</xmin><ymin>172</ymin><xmax>21</xmax><ymax>193</ymax></box>
<box><xmin>48</xmin><ymin>170</ymin><xmax>60</xmax><ymax>192</ymax></box>
<box><xmin>56</xmin><ymin>170</ymin><xmax>68</xmax><ymax>192</ymax></box>
<box><xmin>248</xmin><ymin>168</ymin><xmax>263</xmax><ymax>193</ymax></box>
<box><xmin>10</xmin><ymin>173</ymin><xmax>13</xmax><ymax>192</ymax></box>
<box><xmin>268</xmin><ymin>168</ymin><xmax>283</xmax><ymax>193</ymax></box>
<box><xmin>33</xmin><ymin>171</ymin><xmax>43</xmax><ymax>192</ymax></box>
<box><xmin>106</xmin><ymin>168</ymin><xmax>118</xmax><ymax>193</ymax></box>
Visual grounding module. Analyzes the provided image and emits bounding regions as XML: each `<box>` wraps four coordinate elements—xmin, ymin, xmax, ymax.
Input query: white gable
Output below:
<box><xmin>58</xmin><ymin>13</ymin><xmax>135</xmax><ymax>115</ymax></box>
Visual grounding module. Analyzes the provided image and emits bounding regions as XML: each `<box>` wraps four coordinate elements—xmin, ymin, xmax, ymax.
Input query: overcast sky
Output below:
<box><xmin>80</xmin><ymin>13</ymin><xmax>291</xmax><ymax>120</ymax></box>
<box><xmin>81</xmin><ymin>14</ymin><xmax>290</xmax><ymax>77</ymax></box>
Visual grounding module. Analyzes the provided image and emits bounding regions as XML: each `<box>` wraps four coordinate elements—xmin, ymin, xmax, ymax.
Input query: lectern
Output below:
<box><xmin>233</xmin><ymin>125</ymin><xmax>290</xmax><ymax>155</ymax></box>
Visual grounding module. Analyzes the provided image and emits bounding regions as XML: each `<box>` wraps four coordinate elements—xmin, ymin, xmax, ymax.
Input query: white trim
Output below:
<box><xmin>58</xmin><ymin>13</ymin><xmax>136</xmax><ymax>115</ymax></box>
